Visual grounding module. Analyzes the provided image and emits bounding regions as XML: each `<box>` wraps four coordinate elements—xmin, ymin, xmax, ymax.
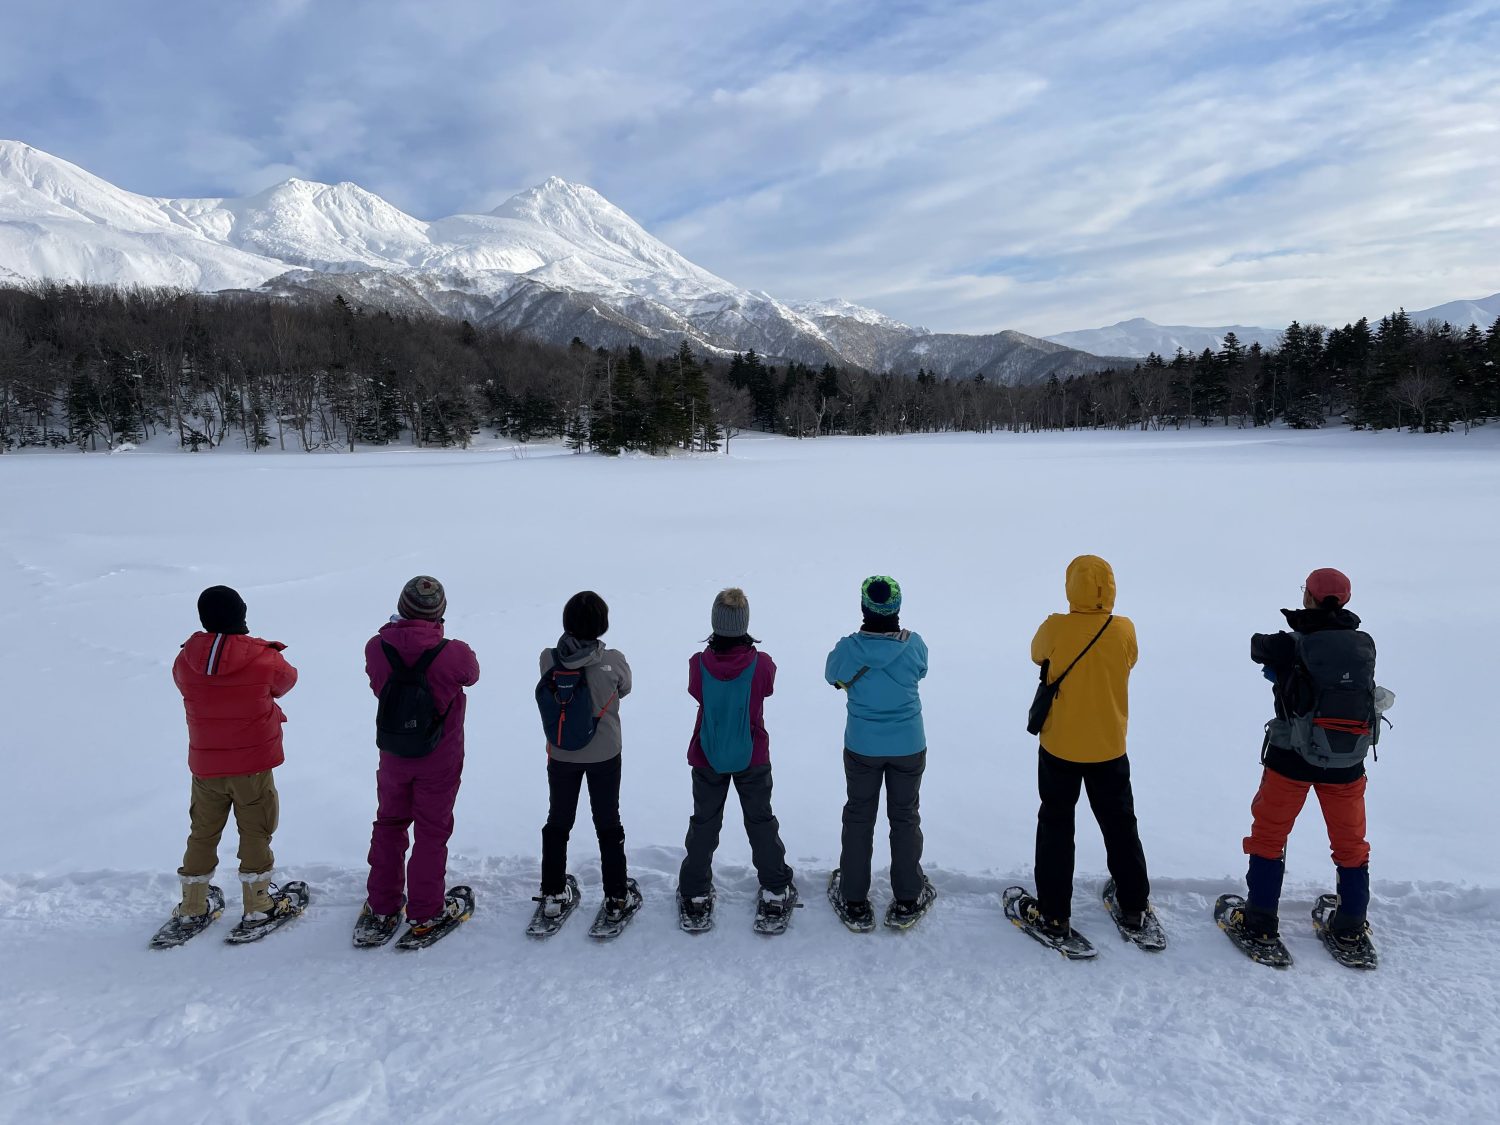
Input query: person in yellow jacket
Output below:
<box><xmin>1015</xmin><ymin>555</ymin><xmax>1154</xmax><ymax>944</ymax></box>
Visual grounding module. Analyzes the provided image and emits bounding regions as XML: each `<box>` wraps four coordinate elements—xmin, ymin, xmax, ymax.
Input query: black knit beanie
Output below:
<box><xmin>562</xmin><ymin>590</ymin><xmax>609</xmax><ymax>641</ymax></box>
<box><xmin>198</xmin><ymin>585</ymin><xmax>249</xmax><ymax>635</ymax></box>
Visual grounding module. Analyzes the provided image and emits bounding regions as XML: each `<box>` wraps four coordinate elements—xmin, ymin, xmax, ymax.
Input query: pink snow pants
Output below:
<box><xmin>366</xmin><ymin>742</ymin><xmax>463</xmax><ymax>922</ymax></box>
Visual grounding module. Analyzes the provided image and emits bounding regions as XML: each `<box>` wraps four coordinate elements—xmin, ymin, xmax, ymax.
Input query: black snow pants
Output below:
<box><xmin>678</xmin><ymin>763</ymin><xmax>793</xmax><ymax>898</ymax></box>
<box><xmin>541</xmin><ymin>755</ymin><xmax>627</xmax><ymax>899</ymax></box>
<box><xmin>1034</xmin><ymin>746</ymin><xmax>1150</xmax><ymax>923</ymax></box>
<box><xmin>839</xmin><ymin>748</ymin><xmax>926</xmax><ymax>903</ymax></box>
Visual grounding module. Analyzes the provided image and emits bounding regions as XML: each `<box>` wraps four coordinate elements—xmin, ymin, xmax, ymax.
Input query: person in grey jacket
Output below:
<box><xmin>535</xmin><ymin>591</ymin><xmax>636</xmax><ymax>922</ymax></box>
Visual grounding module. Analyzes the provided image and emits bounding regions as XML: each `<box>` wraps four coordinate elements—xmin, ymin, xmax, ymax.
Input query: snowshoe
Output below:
<box><xmin>1214</xmin><ymin>893</ymin><xmax>1292</xmax><ymax>969</ymax></box>
<box><xmin>827</xmin><ymin>868</ymin><xmax>876</xmax><ymax>934</ymax></box>
<box><xmin>1102</xmin><ymin>878</ymin><xmax>1166</xmax><ymax>952</ymax></box>
<box><xmin>396</xmin><ymin>885</ymin><xmax>474</xmax><ymax>951</ymax></box>
<box><xmin>884</xmin><ymin>877</ymin><xmax>937</xmax><ymax>931</ymax></box>
<box><xmin>1312</xmin><ymin>893</ymin><xmax>1377</xmax><ymax>970</ymax></box>
<box><xmin>352</xmin><ymin>900</ymin><xmax>403</xmax><ymax>948</ymax></box>
<box><xmin>224</xmin><ymin>881</ymin><xmax>309</xmax><ymax>945</ymax></box>
<box><xmin>1002</xmin><ymin>885</ymin><xmax>1097</xmax><ymax>960</ymax></box>
<box><xmin>752</xmin><ymin>882</ymin><xmax>801</xmax><ymax>935</ymax></box>
<box><xmin>149</xmin><ymin>885</ymin><xmax>225</xmax><ymax>949</ymax></box>
<box><xmin>588</xmin><ymin>878</ymin><xmax>642</xmax><ymax>940</ymax></box>
<box><xmin>677</xmin><ymin>888</ymin><xmax>716</xmax><ymax>934</ymax></box>
<box><xmin>527</xmin><ymin>875</ymin><xmax>581</xmax><ymax>939</ymax></box>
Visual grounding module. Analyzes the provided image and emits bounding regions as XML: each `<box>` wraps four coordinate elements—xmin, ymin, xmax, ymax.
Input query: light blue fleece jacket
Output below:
<box><xmin>824</xmin><ymin>629</ymin><xmax>929</xmax><ymax>757</ymax></box>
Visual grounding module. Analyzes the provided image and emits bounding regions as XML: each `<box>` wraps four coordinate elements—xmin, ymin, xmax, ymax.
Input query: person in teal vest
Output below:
<box><xmin>825</xmin><ymin>576</ymin><xmax>933</xmax><ymax>928</ymax></box>
<box><xmin>677</xmin><ymin>588</ymin><xmax>794</xmax><ymax>929</ymax></box>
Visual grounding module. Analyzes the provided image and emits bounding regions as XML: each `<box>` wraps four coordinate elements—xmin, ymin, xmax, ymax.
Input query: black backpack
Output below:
<box><xmin>1279</xmin><ymin>630</ymin><xmax>1379</xmax><ymax>769</ymax></box>
<box><xmin>375</xmin><ymin>640</ymin><xmax>450</xmax><ymax>758</ymax></box>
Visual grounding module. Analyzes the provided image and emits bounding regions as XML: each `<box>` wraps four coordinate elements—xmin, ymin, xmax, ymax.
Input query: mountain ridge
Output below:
<box><xmin>5</xmin><ymin>140</ymin><xmax>1489</xmax><ymax>377</ymax></box>
<box><xmin>0</xmin><ymin>140</ymin><xmax>1120</xmax><ymax>383</ymax></box>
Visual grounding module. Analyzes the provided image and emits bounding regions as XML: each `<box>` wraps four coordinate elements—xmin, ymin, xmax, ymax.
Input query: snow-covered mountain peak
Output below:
<box><xmin>0</xmin><ymin>138</ymin><xmax>170</xmax><ymax>230</ymax></box>
<box><xmin>791</xmin><ymin>298</ymin><xmax>923</xmax><ymax>334</ymax></box>
<box><xmin>488</xmin><ymin>177</ymin><xmax>717</xmax><ymax>283</ymax></box>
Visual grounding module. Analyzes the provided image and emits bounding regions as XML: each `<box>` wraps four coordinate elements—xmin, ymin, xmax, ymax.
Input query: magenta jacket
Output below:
<box><xmin>364</xmin><ymin>618</ymin><xmax>480</xmax><ymax>758</ymax></box>
<box><xmin>687</xmin><ymin>644</ymin><xmax>777</xmax><ymax>769</ymax></box>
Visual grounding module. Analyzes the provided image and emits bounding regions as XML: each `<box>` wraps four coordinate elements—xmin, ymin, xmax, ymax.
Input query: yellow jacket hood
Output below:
<box><xmin>1066</xmin><ymin>555</ymin><xmax>1116</xmax><ymax>614</ymax></box>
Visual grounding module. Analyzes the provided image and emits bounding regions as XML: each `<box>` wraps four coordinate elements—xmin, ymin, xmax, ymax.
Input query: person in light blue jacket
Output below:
<box><xmin>825</xmin><ymin>576</ymin><xmax>933</xmax><ymax>929</ymax></box>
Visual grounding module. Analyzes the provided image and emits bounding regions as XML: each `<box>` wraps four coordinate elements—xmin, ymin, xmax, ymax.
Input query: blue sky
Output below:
<box><xmin>2</xmin><ymin>0</ymin><xmax>1497</xmax><ymax>335</ymax></box>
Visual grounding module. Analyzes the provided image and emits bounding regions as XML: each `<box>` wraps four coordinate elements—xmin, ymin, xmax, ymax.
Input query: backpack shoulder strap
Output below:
<box><xmin>412</xmin><ymin>639</ymin><xmax>449</xmax><ymax>676</ymax></box>
<box><xmin>381</xmin><ymin>641</ymin><xmax>410</xmax><ymax>672</ymax></box>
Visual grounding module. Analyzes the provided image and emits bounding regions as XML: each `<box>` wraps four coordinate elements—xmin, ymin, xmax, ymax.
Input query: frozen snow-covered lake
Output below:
<box><xmin>3</xmin><ymin>427</ymin><xmax>1498</xmax><ymax>1123</ymax></box>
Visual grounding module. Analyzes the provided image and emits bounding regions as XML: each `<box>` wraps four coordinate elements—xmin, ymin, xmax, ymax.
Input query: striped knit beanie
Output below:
<box><xmin>398</xmin><ymin>575</ymin><xmax>447</xmax><ymax>621</ymax></box>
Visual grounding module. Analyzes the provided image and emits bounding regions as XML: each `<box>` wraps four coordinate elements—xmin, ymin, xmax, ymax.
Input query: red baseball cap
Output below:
<box><xmin>1305</xmin><ymin>567</ymin><xmax>1351</xmax><ymax>606</ymax></box>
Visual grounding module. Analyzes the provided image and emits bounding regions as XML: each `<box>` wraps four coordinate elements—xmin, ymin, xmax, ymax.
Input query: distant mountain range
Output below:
<box><xmin>1045</xmin><ymin>293</ymin><xmax>1500</xmax><ymax>358</ymax></box>
<box><xmin>2</xmin><ymin>140</ymin><xmax>1493</xmax><ymax>377</ymax></box>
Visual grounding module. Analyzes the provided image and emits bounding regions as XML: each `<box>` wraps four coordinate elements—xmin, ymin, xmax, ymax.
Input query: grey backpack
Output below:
<box><xmin>1273</xmin><ymin>630</ymin><xmax>1379</xmax><ymax>769</ymax></box>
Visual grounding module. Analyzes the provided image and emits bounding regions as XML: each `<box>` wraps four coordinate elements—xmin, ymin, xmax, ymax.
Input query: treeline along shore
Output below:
<box><xmin>2</xmin><ymin>283</ymin><xmax>1497</xmax><ymax>454</ymax></box>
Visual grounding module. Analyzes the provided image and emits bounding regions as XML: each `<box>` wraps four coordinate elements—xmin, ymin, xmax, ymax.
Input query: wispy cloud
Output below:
<box><xmin>1</xmin><ymin>0</ymin><xmax>1496</xmax><ymax>334</ymax></box>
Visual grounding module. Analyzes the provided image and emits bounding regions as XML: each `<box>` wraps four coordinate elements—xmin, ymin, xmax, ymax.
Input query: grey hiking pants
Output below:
<box><xmin>839</xmin><ymin>748</ymin><xmax>926</xmax><ymax>903</ymax></box>
<box><xmin>678</xmin><ymin>764</ymin><xmax>793</xmax><ymax>897</ymax></box>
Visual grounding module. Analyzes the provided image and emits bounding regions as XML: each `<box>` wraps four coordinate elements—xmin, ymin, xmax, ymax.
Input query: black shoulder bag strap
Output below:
<box><xmin>1048</xmin><ymin>616</ymin><xmax>1113</xmax><ymax>690</ymax></box>
<box><xmin>835</xmin><ymin>666</ymin><xmax>870</xmax><ymax>691</ymax></box>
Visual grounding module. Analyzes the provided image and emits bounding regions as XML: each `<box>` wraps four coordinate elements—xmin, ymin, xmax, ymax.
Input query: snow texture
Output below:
<box><xmin>3</xmin><ymin>427</ymin><xmax>1499</xmax><ymax>1123</ymax></box>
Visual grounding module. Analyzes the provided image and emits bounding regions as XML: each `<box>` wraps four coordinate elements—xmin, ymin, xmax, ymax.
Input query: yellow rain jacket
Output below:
<box><xmin>1030</xmin><ymin>555</ymin><xmax>1138</xmax><ymax>763</ymax></box>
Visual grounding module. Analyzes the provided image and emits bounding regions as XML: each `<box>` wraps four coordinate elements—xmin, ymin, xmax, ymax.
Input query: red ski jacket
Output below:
<box><xmin>173</xmin><ymin>632</ymin><xmax>298</xmax><ymax>778</ymax></box>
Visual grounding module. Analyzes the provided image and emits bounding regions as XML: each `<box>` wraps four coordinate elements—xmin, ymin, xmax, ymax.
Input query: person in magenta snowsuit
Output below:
<box><xmin>361</xmin><ymin>576</ymin><xmax>480</xmax><ymax>930</ymax></box>
<box><xmin>677</xmin><ymin>588</ymin><xmax>794</xmax><ymax>925</ymax></box>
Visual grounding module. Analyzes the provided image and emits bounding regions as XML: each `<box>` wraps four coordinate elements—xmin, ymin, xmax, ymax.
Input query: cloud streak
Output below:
<box><xmin>1</xmin><ymin>0</ymin><xmax>1496</xmax><ymax>334</ymax></box>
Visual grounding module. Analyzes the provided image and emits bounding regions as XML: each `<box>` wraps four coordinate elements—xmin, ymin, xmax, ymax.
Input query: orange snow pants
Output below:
<box><xmin>1242</xmin><ymin>769</ymin><xmax>1369</xmax><ymax>867</ymax></box>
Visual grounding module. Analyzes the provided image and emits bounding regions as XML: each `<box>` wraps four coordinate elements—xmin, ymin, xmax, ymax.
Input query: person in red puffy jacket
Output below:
<box><xmin>170</xmin><ymin>585</ymin><xmax>297</xmax><ymax>928</ymax></box>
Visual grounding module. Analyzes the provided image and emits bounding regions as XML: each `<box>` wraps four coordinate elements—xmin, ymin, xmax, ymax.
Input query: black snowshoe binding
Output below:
<box><xmin>1312</xmin><ymin>893</ymin><xmax>1377</xmax><ymax>970</ymax></box>
<box><xmin>395</xmin><ymin>885</ymin><xmax>474</xmax><ymax>951</ymax></box>
<box><xmin>1214</xmin><ymin>893</ymin><xmax>1292</xmax><ymax>969</ymax></box>
<box><xmin>150</xmin><ymin>885</ymin><xmax>226</xmax><ymax>950</ymax></box>
<box><xmin>1003</xmin><ymin>886</ymin><xmax>1097</xmax><ymax>960</ymax></box>
<box><xmin>527</xmin><ymin>875</ymin><xmax>581</xmax><ymax>939</ymax></box>
<box><xmin>827</xmin><ymin>868</ymin><xmax>876</xmax><ymax>934</ymax></box>
<box><xmin>588</xmin><ymin>878</ymin><xmax>643</xmax><ymax>940</ymax></box>
<box><xmin>225</xmin><ymin>881</ymin><xmax>310</xmax><ymax>945</ymax></box>
<box><xmin>677</xmin><ymin>888</ymin><xmax>716</xmax><ymax>934</ymax></box>
<box><xmin>353</xmin><ymin>899</ymin><xmax>403</xmax><ymax>948</ymax></box>
<box><xmin>753</xmin><ymin>882</ymin><xmax>801</xmax><ymax>935</ymax></box>
<box><xmin>1102</xmin><ymin>878</ymin><xmax>1167</xmax><ymax>951</ymax></box>
<box><xmin>884</xmin><ymin>877</ymin><xmax>937</xmax><ymax>931</ymax></box>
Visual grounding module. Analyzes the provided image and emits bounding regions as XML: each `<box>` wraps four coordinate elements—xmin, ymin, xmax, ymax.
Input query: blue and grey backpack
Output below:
<box><xmin>698</xmin><ymin>654</ymin><xmax>759</xmax><ymax>774</ymax></box>
<box><xmin>536</xmin><ymin>658</ymin><xmax>601</xmax><ymax>751</ymax></box>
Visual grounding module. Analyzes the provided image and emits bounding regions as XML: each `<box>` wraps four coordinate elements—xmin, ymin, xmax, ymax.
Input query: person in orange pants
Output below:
<box><xmin>1239</xmin><ymin>567</ymin><xmax>1383</xmax><ymax>947</ymax></box>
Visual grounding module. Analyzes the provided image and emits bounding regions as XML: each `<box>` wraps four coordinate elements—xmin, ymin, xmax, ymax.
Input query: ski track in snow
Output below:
<box><xmin>2</xmin><ymin>856</ymin><xmax>1498</xmax><ymax>1124</ymax></box>
<box><xmin>5</xmin><ymin>428</ymin><xmax>1500</xmax><ymax>1122</ymax></box>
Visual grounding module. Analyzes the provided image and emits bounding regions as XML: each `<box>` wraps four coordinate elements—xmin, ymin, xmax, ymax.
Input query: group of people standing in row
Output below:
<box><xmin>160</xmin><ymin>558</ymin><xmax>1388</xmax><ymax>962</ymax></box>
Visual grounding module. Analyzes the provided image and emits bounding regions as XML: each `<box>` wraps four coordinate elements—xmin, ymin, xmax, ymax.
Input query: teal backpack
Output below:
<box><xmin>699</xmin><ymin>655</ymin><xmax>758</xmax><ymax>773</ymax></box>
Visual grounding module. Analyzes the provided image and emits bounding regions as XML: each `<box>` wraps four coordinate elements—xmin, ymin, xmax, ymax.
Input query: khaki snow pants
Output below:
<box><xmin>178</xmin><ymin>770</ymin><xmax>279</xmax><ymax>878</ymax></box>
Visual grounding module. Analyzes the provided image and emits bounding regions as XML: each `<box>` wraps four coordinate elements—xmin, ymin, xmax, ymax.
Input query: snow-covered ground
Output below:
<box><xmin>3</xmin><ymin>427</ymin><xmax>1498</xmax><ymax>1123</ymax></box>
